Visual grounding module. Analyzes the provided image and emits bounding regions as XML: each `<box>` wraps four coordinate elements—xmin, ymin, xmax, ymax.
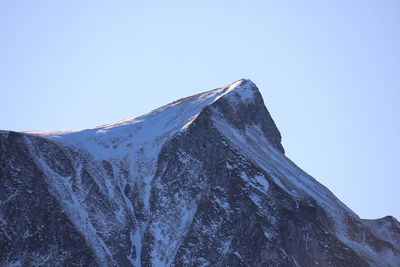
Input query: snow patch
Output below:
<box><xmin>213</xmin><ymin>79</ymin><xmax>256</xmax><ymax>105</ymax></box>
<box><xmin>225</xmin><ymin>161</ymin><xmax>233</xmax><ymax>170</ymax></box>
<box><xmin>240</xmin><ymin>172</ymin><xmax>269</xmax><ymax>195</ymax></box>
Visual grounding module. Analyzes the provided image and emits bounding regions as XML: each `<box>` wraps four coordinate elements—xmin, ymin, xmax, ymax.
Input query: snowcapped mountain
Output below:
<box><xmin>1</xmin><ymin>79</ymin><xmax>399</xmax><ymax>266</ymax></box>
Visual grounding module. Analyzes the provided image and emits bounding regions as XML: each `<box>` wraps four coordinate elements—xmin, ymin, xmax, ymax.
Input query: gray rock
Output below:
<box><xmin>0</xmin><ymin>79</ymin><xmax>399</xmax><ymax>266</ymax></box>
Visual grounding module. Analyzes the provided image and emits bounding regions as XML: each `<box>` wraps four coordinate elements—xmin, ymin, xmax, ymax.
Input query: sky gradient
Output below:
<box><xmin>1</xmin><ymin>1</ymin><xmax>399</xmax><ymax>220</ymax></box>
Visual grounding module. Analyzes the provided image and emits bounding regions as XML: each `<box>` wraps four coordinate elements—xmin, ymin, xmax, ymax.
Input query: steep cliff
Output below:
<box><xmin>1</xmin><ymin>79</ymin><xmax>399</xmax><ymax>266</ymax></box>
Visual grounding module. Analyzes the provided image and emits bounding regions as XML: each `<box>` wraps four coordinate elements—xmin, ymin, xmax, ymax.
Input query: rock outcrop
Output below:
<box><xmin>1</xmin><ymin>79</ymin><xmax>399</xmax><ymax>266</ymax></box>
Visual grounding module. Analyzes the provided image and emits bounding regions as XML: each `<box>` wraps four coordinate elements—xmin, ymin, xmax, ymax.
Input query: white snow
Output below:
<box><xmin>18</xmin><ymin>78</ymin><xmax>399</xmax><ymax>266</ymax></box>
<box><xmin>240</xmin><ymin>172</ymin><xmax>269</xmax><ymax>196</ymax></box>
<box><xmin>211</xmin><ymin>108</ymin><xmax>400</xmax><ymax>266</ymax></box>
<box><xmin>263</xmin><ymin>231</ymin><xmax>273</xmax><ymax>239</ymax></box>
<box><xmin>214</xmin><ymin>197</ymin><xmax>229</xmax><ymax>210</ymax></box>
<box><xmin>28</xmin><ymin>155</ymin><xmax>112</xmax><ymax>264</ymax></box>
<box><xmin>213</xmin><ymin>79</ymin><xmax>256</xmax><ymax>104</ymax></box>
<box><xmin>22</xmin><ymin>79</ymin><xmax>257</xmax><ymax>266</ymax></box>
<box><xmin>292</xmin><ymin>256</ymin><xmax>300</xmax><ymax>267</ymax></box>
<box><xmin>249</xmin><ymin>194</ymin><xmax>262</xmax><ymax>207</ymax></box>
<box><xmin>255</xmin><ymin>174</ymin><xmax>269</xmax><ymax>193</ymax></box>
<box><xmin>24</xmin><ymin>80</ymin><xmax>258</xmax><ymax>267</ymax></box>
<box><xmin>198</xmin><ymin>258</ymin><xmax>210</xmax><ymax>267</ymax></box>
<box><xmin>129</xmin><ymin>231</ymin><xmax>141</xmax><ymax>266</ymax></box>
<box><xmin>225</xmin><ymin>161</ymin><xmax>233</xmax><ymax>170</ymax></box>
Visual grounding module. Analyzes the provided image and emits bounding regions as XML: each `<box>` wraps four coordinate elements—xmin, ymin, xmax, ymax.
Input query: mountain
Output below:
<box><xmin>1</xmin><ymin>79</ymin><xmax>399</xmax><ymax>266</ymax></box>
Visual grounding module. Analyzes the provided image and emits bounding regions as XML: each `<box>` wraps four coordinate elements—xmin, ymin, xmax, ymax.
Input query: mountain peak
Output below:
<box><xmin>209</xmin><ymin>79</ymin><xmax>285</xmax><ymax>153</ymax></box>
<box><xmin>209</xmin><ymin>79</ymin><xmax>258</xmax><ymax>106</ymax></box>
<box><xmin>31</xmin><ymin>79</ymin><xmax>284</xmax><ymax>155</ymax></box>
<box><xmin>2</xmin><ymin>79</ymin><xmax>399</xmax><ymax>266</ymax></box>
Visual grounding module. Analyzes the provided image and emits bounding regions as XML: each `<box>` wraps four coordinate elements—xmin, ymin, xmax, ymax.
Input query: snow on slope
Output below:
<box><xmin>364</xmin><ymin>216</ymin><xmax>400</xmax><ymax>256</ymax></box>
<box><xmin>29</xmin><ymin>80</ymin><xmax>257</xmax><ymax>212</ymax></box>
<box><xmin>210</xmin><ymin>108</ymin><xmax>400</xmax><ymax>266</ymax></box>
<box><xmin>25</xmin><ymin>79</ymin><xmax>260</xmax><ymax>266</ymax></box>
<box><xmin>21</xmin><ymin>78</ymin><xmax>399</xmax><ymax>266</ymax></box>
<box><xmin>28</xmin><ymin>79</ymin><xmax>259</xmax><ymax>209</ymax></box>
<box><xmin>30</xmin><ymin>79</ymin><xmax>256</xmax><ymax>162</ymax></box>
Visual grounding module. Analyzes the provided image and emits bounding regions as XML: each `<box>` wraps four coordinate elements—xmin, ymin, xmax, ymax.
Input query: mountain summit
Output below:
<box><xmin>1</xmin><ymin>80</ymin><xmax>399</xmax><ymax>266</ymax></box>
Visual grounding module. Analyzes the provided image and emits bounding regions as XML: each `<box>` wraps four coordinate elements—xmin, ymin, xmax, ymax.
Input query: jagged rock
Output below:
<box><xmin>0</xmin><ymin>79</ymin><xmax>399</xmax><ymax>266</ymax></box>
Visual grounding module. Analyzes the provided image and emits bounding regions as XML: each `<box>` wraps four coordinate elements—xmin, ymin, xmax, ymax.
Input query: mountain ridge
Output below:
<box><xmin>26</xmin><ymin>78</ymin><xmax>284</xmax><ymax>153</ymax></box>
<box><xmin>1</xmin><ymin>79</ymin><xmax>399</xmax><ymax>266</ymax></box>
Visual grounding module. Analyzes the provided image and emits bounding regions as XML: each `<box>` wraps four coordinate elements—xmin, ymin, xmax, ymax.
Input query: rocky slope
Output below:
<box><xmin>1</xmin><ymin>79</ymin><xmax>399</xmax><ymax>266</ymax></box>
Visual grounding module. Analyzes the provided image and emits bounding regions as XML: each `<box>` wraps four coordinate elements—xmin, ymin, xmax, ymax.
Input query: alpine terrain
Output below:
<box><xmin>1</xmin><ymin>79</ymin><xmax>399</xmax><ymax>266</ymax></box>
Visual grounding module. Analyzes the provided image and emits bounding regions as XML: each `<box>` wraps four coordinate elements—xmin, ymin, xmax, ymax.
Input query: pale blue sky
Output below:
<box><xmin>1</xmin><ymin>1</ymin><xmax>399</xmax><ymax>220</ymax></box>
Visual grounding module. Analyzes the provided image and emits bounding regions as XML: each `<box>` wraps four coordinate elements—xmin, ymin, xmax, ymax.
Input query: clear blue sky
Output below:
<box><xmin>1</xmin><ymin>1</ymin><xmax>399</xmax><ymax>220</ymax></box>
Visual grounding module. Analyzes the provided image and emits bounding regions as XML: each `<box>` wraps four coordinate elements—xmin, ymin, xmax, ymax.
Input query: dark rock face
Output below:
<box><xmin>0</xmin><ymin>132</ymin><xmax>96</xmax><ymax>266</ymax></box>
<box><xmin>364</xmin><ymin>216</ymin><xmax>400</xmax><ymax>253</ymax></box>
<box><xmin>0</xmin><ymin>79</ymin><xmax>399</xmax><ymax>266</ymax></box>
<box><xmin>209</xmin><ymin>79</ymin><xmax>284</xmax><ymax>154</ymax></box>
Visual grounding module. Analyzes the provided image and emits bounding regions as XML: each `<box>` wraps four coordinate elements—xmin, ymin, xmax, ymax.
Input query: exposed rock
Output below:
<box><xmin>0</xmin><ymin>79</ymin><xmax>399</xmax><ymax>266</ymax></box>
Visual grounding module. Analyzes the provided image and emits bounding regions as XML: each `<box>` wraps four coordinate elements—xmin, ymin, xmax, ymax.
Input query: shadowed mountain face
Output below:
<box><xmin>0</xmin><ymin>79</ymin><xmax>399</xmax><ymax>266</ymax></box>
